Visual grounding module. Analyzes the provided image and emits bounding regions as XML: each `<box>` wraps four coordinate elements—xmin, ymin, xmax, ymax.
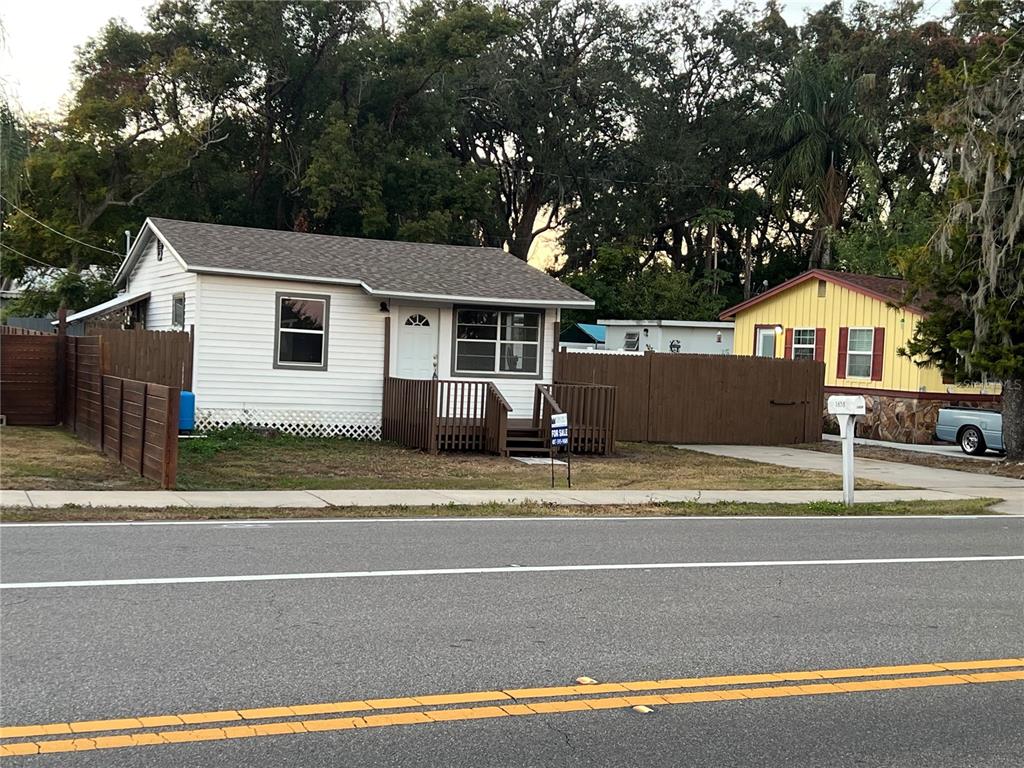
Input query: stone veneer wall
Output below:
<box><xmin>822</xmin><ymin>392</ymin><xmax>1002</xmax><ymax>444</ymax></box>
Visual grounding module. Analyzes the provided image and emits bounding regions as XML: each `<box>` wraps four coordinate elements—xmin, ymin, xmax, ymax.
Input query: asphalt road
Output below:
<box><xmin>1</xmin><ymin>515</ymin><xmax>1022</xmax><ymax>766</ymax></box>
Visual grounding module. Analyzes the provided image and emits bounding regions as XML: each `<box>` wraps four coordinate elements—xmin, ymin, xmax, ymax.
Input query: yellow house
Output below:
<box><xmin>719</xmin><ymin>269</ymin><xmax>1000</xmax><ymax>443</ymax></box>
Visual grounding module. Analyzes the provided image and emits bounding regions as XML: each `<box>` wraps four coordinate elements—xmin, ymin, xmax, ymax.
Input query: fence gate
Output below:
<box><xmin>556</xmin><ymin>350</ymin><xmax>824</xmax><ymax>445</ymax></box>
<box><xmin>0</xmin><ymin>328</ymin><xmax>59</xmax><ymax>425</ymax></box>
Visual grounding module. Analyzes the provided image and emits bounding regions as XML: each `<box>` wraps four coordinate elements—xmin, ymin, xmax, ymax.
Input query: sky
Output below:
<box><xmin>0</xmin><ymin>1</ymin><xmax>952</xmax><ymax>118</ymax></box>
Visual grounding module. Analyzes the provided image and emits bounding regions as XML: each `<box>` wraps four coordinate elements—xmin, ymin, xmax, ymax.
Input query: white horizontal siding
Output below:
<box><xmin>126</xmin><ymin>239</ymin><xmax>197</xmax><ymax>331</ymax></box>
<box><xmin>194</xmin><ymin>275</ymin><xmax>385</xmax><ymax>415</ymax></box>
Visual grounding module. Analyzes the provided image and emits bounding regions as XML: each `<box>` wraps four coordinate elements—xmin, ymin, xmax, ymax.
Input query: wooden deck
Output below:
<box><xmin>381</xmin><ymin>379</ymin><xmax>616</xmax><ymax>456</ymax></box>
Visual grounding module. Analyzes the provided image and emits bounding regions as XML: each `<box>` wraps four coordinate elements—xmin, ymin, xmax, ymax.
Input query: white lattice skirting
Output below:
<box><xmin>195</xmin><ymin>408</ymin><xmax>381</xmax><ymax>440</ymax></box>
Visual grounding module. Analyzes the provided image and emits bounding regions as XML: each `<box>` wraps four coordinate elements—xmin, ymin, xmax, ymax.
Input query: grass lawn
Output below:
<box><xmin>0</xmin><ymin>498</ymin><xmax>998</xmax><ymax>523</ymax></box>
<box><xmin>173</xmin><ymin>428</ymin><xmax>894</xmax><ymax>491</ymax></box>
<box><xmin>0</xmin><ymin>427</ymin><xmax>155</xmax><ymax>490</ymax></box>
<box><xmin>800</xmin><ymin>440</ymin><xmax>1024</xmax><ymax>480</ymax></box>
<box><xmin>1</xmin><ymin>425</ymin><xmax>894</xmax><ymax>492</ymax></box>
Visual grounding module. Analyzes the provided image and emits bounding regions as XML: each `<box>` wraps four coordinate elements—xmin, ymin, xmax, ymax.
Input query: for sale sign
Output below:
<box><xmin>551</xmin><ymin>412</ymin><xmax>569</xmax><ymax>446</ymax></box>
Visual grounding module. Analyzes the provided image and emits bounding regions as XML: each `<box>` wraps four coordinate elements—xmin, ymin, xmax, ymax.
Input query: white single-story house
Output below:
<box><xmin>599</xmin><ymin>319</ymin><xmax>734</xmax><ymax>355</ymax></box>
<box><xmin>63</xmin><ymin>218</ymin><xmax>594</xmax><ymax>439</ymax></box>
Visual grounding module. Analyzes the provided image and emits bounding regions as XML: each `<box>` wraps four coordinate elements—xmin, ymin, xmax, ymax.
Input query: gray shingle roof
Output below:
<box><xmin>142</xmin><ymin>218</ymin><xmax>592</xmax><ymax>307</ymax></box>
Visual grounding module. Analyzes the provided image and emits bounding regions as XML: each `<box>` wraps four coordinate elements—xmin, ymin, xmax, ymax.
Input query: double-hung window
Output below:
<box><xmin>454</xmin><ymin>308</ymin><xmax>542</xmax><ymax>376</ymax></box>
<box><xmin>845</xmin><ymin>328</ymin><xmax>874</xmax><ymax>378</ymax></box>
<box><xmin>791</xmin><ymin>328</ymin><xmax>816</xmax><ymax>360</ymax></box>
<box><xmin>275</xmin><ymin>293</ymin><xmax>330</xmax><ymax>370</ymax></box>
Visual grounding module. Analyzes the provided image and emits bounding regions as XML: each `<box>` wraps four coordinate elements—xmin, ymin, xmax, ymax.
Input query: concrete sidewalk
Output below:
<box><xmin>682</xmin><ymin>445</ymin><xmax>1023</xmax><ymax>515</ymax></box>
<box><xmin>0</xmin><ymin>487</ymin><xmax>1000</xmax><ymax>510</ymax></box>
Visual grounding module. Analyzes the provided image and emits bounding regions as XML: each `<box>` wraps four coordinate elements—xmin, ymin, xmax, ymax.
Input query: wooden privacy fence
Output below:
<box><xmin>382</xmin><ymin>377</ymin><xmax>511</xmax><ymax>454</ymax></box>
<box><xmin>0</xmin><ymin>328</ymin><xmax>59</xmax><ymax>425</ymax></box>
<box><xmin>556</xmin><ymin>350</ymin><xmax>824</xmax><ymax>445</ymax></box>
<box><xmin>65</xmin><ymin>336</ymin><xmax>179</xmax><ymax>488</ymax></box>
<box><xmin>532</xmin><ymin>383</ymin><xmax>616</xmax><ymax>456</ymax></box>
<box><xmin>90</xmin><ymin>326</ymin><xmax>193</xmax><ymax>390</ymax></box>
<box><xmin>0</xmin><ymin>325</ymin><xmax>55</xmax><ymax>336</ymax></box>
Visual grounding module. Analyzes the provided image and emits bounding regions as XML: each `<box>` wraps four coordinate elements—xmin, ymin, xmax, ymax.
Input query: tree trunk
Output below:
<box><xmin>508</xmin><ymin>175</ymin><xmax>544</xmax><ymax>261</ymax></box>
<box><xmin>1002</xmin><ymin>378</ymin><xmax>1024</xmax><ymax>461</ymax></box>
<box><xmin>808</xmin><ymin>224</ymin><xmax>826</xmax><ymax>269</ymax></box>
<box><xmin>742</xmin><ymin>228</ymin><xmax>753</xmax><ymax>299</ymax></box>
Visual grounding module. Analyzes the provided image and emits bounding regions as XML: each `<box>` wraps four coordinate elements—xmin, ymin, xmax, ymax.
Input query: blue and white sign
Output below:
<box><xmin>551</xmin><ymin>413</ymin><xmax>569</xmax><ymax>446</ymax></box>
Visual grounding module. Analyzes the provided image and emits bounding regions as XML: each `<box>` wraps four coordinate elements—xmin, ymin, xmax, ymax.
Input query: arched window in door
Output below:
<box><xmin>405</xmin><ymin>314</ymin><xmax>430</xmax><ymax>327</ymax></box>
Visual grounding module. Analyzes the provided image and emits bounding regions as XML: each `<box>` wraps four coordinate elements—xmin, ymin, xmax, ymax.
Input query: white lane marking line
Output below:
<box><xmin>0</xmin><ymin>515</ymin><xmax>1017</xmax><ymax>528</ymax></box>
<box><xmin>3</xmin><ymin>555</ymin><xmax>1022</xmax><ymax>590</ymax></box>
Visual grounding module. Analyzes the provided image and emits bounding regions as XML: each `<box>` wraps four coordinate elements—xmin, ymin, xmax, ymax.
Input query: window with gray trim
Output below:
<box><xmin>454</xmin><ymin>308</ymin><xmax>541</xmax><ymax>376</ymax></box>
<box><xmin>275</xmin><ymin>293</ymin><xmax>329</xmax><ymax>370</ymax></box>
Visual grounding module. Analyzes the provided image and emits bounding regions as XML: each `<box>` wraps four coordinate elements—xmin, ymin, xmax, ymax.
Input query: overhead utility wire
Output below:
<box><xmin>0</xmin><ymin>242</ymin><xmax>70</xmax><ymax>272</ymax></box>
<box><xmin>0</xmin><ymin>194</ymin><xmax>123</xmax><ymax>256</ymax></box>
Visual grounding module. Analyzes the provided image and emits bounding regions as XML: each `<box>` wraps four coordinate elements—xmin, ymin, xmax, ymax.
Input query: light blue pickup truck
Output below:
<box><xmin>936</xmin><ymin>408</ymin><xmax>1004</xmax><ymax>455</ymax></box>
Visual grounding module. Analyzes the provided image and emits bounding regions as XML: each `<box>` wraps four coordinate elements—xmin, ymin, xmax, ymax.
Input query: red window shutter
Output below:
<box><xmin>871</xmin><ymin>327</ymin><xmax>885</xmax><ymax>381</ymax></box>
<box><xmin>814</xmin><ymin>328</ymin><xmax>826</xmax><ymax>362</ymax></box>
<box><xmin>783</xmin><ymin>328</ymin><xmax>793</xmax><ymax>359</ymax></box>
<box><xmin>836</xmin><ymin>327</ymin><xmax>849</xmax><ymax>379</ymax></box>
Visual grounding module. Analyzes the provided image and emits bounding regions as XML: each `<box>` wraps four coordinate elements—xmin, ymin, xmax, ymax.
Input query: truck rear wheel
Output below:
<box><xmin>959</xmin><ymin>426</ymin><xmax>986</xmax><ymax>456</ymax></box>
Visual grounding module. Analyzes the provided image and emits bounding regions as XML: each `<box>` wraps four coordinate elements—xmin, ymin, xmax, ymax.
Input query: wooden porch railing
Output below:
<box><xmin>382</xmin><ymin>377</ymin><xmax>511</xmax><ymax>455</ymax></box>
<box><xmin>436</xmin><ymin>379</ymin><xmax>487</xmax><ymax>452</ymax></box>
<box><xmin>551</xmin><ymin>382</ymin><xmax>617</xmax><ymax>455</ymax></box>
<box><xmin>533</xmin><ymin>382</ymin><xmax>617</xmax><ymax>456</ymax></box>
<box><xmin>484</xmin><ymin>383</ymin><xmax>512</xmax><ymax>456</ymax></box>
<box><xmin>382</xmin><ymin>377</ymin><xmax>438</xmax><ymax>452</ymax></box>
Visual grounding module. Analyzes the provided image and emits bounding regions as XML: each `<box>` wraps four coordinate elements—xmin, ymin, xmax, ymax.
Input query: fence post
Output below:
<box><xmin>163</xmin><ymin>387</ymin><xmax>180</xmax><ymax>489</ymax></box>
<box><xmin>55</xmin><ymin>307</ymin><xmax>67</xmax><ymax>425</ymax></box>
<box><xmin>185</xmin><ymin>325</ymin><xmax>195</xmax><ymax>391</ymax></box>
<box><xmin>71</xmin><ymin>337</ymin><xmax>79</xmax><ymax>432</ymax></box>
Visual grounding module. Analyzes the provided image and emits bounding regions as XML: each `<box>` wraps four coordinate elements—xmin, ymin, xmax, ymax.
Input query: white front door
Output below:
<box><xmin>396</xmin><ymin>309</ymin><xmax>439</xmax><ymax>378</ymax></box>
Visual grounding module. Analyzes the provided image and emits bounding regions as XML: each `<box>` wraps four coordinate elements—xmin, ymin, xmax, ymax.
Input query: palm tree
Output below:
<box><xmin>768</xmin><ymin>53</ymin><xmax>877</xmax><ymax>269</ymax></box>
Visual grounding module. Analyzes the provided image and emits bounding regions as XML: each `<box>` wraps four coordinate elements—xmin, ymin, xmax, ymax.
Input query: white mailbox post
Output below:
<box><xmin>827</xmin><ymin>395</ymin><xmax>866</xmax><ymax>506</ymax></box>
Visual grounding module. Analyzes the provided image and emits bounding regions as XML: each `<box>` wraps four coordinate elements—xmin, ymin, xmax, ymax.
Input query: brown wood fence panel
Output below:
<box><xmin>102</xmin><ymin>377</ymin><xmax>124</xmax><ymax>460</ymax></box>
<box><xmin>69</xmin><ymin>375</ymin><xmax>180</xmax><ymax>488</ymax></box>
<box><xmin>0</xmin><ymin>325</ymin><xmax>55</xmax><ymax>336</ymax></box>
<box><xmin>556</xmin><ymin>350</ymin><xmax>823</xmax><ymax>445</ymax></box>
<box><xmin>69</xmin><ymin>336</ymin><xmax>103</xmax><ymax>449</ymax></box>
<box><xmin>0</xmin><ymin>334</ymin><xmax>59</xmax><ymax>425</ymax></box>
<box><xmin>550</xmin><ymin>352</ymin><xmax>649</xmax><ymax>441</ymax></box>
<box><xmin>91</xmin><ymin>326</ymin><xmax>193</xmax><ymax>390</ymax></box>
<box><xmin>0</xmin><ymin>329</ymin><xmax>178</xmax><ymax>486</ymax></box>
<box><xmin>121</xmin><ymin>380</ymin><xmax>147</xmax><ymax>475</ymax></box>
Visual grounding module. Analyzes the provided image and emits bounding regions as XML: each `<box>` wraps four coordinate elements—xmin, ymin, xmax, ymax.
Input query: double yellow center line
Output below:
<box><xmin>2</xmin><ymin>657</ymin><xmax>1022</xmax><ymax>757</ymax></box>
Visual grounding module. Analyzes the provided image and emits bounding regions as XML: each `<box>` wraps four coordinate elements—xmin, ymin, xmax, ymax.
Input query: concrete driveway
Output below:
<box><xmin>822</xmin><ymin>434</ymin><xmax>1000</xmax><ymax>461</ymax></box>
<box><xmin>680</xmin><ymin>445</ymin><xmax>1024</xmax><ymax>515</ymax></box>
